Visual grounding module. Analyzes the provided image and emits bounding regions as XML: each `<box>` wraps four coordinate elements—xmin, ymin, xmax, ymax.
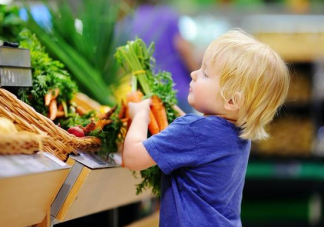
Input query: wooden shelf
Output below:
<box><xmin>52</xmin><ymin>157</ymin><xmax>152</xmax><ymax>223</ymax></box>
<box><xmin>0</xmin><ymin>153</ymin><xmax>70</xmax><ymax>227</ymax></box>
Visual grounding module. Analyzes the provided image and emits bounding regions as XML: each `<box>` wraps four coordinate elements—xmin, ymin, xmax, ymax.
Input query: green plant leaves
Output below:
<box><xmin>25</xmin><ymin>0</ymin><xmax>124</xmax><ymax>106</ymax></box>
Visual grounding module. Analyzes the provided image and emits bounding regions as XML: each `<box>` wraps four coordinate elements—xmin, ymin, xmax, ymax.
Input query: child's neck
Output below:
<box><xmin>203</xmin><ymin>114</ymin><xmax>237</xmax><ymax>124</ymax></box>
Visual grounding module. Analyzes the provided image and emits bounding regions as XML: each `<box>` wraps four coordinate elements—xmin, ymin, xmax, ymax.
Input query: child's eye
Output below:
<box><xmin>203</xmin><ymin>72</ymin><xmax>208</xmax><ymax>78</ymax></box>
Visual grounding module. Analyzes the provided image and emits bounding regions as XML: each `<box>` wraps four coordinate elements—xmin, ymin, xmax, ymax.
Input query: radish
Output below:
<box><xmin>67</xmin><ymin>126</ymin><xmax>85</xmax><ymax>137</ymax></box>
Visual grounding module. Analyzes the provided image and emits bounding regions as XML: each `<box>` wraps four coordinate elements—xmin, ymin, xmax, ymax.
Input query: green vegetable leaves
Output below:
<box><xmin>24</xmin><ymin>0</ymin><xmax>123</xmax><ymax>106</ymax></box>
<box><xmin>60</xmin><ymin>111</ymin><xmax>125</xmax><ymax>160</ymax></box>
<box><xmin>0</xmin><ymin>5</ymin><xmax>24</xmax><ymax>42</ymax></box>
<box><xmin>135</xmin><ymin>166</ymin><xmax>162</xmax><ymax>198</ymax></box>
<box><xmin>18</xmin><ymin>30</ymin><xmax>78</xmax><ymax>116</ymax></box>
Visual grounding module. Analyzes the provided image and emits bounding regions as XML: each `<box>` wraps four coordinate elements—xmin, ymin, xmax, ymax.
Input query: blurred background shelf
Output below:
<box><xmin>243</xmin><ymin>158</ymin><xmax>324</xmax><ymax>227</ymax></box>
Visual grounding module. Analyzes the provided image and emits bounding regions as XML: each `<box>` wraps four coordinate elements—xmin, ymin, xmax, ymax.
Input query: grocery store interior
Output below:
<box><xmin>1</xmin><ymin>0</ymin><xmax>324</xmax><ymax>227</ymax></box>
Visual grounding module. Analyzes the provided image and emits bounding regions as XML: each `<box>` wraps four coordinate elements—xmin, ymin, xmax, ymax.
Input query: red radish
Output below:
<box><xmin>67</xmin><ymin>126</ymin><xmax>85</xmax><ymax>137</ymax></box>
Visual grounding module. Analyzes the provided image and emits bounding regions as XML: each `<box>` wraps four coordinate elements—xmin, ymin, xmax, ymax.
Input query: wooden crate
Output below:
<box><xmin>0</xmin><ymin>153</ymin><xmax>70</xmax><ymax>227</ymax></box>
<box><xmin>52</xmin><ymin>155</ymin><xmax>152</xmax><ymax>223</ymax></box>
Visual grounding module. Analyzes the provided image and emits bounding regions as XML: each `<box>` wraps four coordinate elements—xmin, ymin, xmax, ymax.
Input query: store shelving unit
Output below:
<box><xmin>0</xmin><ymin>151</ymin><xmax>152</xmax><ymax>227</ymax></box>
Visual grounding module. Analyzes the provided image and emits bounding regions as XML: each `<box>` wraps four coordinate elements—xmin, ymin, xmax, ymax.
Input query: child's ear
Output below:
<box><xmin>224</xmin><ymin>93</ymin><xmax>241</xmax><ymax>111</ymax></box>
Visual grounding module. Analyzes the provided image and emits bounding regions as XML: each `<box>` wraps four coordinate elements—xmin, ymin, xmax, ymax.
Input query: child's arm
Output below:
<box><xmin>123</xmin><ymin>99</ymin><xmax>156</xmax><ymax>171</ymax></box>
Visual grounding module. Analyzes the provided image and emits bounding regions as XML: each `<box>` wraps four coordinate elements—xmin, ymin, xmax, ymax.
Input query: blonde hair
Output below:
<box><xmin>204</xmin><ymin>29</ymin><xmax>290</xmax><ymax>141</ymax></box>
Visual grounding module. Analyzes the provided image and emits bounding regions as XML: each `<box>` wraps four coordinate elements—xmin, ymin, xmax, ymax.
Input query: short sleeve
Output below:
<box><xmin>143</xmin><ymin>118</ymin><xmax>198</xmax><ymax>175</ymax></box>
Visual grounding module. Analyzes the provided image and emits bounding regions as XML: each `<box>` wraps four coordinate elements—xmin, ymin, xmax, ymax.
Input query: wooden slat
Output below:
<box><xmin>55</xmin><ymin>166</ymin><xmax>152</xmax><ymax>222</ymax></box>
<box><xmin>56</xmin><ymin>166</ymin><xmax>91</xmax><ymax>221</ymax></box>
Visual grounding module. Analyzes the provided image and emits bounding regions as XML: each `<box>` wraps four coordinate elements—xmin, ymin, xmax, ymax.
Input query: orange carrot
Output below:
<box><xmin>56</xmin><ymin>110</ymin><xmax>65</xmax><ymax>118</ymax></box>
<box><xmin>121</xmin><ymin>118</ymin><xmax>129</xmax><ymax>123</ymax></box>
<box><xmin>126</xmin><ymin>91</ymin><xmax>159</xmax><ymax>135</ymax></box>
<box><xmin>148</xmin><ymin>111</ymin><xmax>159</xmax><ymax>135</ymax></box>
<box><xmin>99</xmin><ymin>105</ymin><xmax>117</xmax><ymax>120</ymax></box>
<box><xmin>151</xmin><ymin>95</ymin><xmax>168</xmax><ymax>131</ymax></box>
<box><xmin>49</xmin><ymin>99</ymin><xmax>57</xmax><ymax>120</ymax></box>
<box><xmin>82</xmin><ymin>119</ymin><xmax>96</xmax><ymax>134</ymax></box>
<box><xmin>44</xmin><ymin>93</ymin><xmax>52</xmax><ymax>106</ymax></box>
<box><xmin>126</xmin><ymin>90</ymin><xmax>144</xmax><ymax>102</ymax></box>
<box><xmin>76</xmin><ymin>106</ymin><xmax>87</xmax><ymax>116</ymax></box>
<box><xmin>54</xmin><ymin>88</ymin><xmax>60</xmax><ymax>97</ymax></box>
<box><xmin>53</xmin><ymin>88</ymin><xmax>60</xmax><ymax>99</ymax></box>
<box><xmin>45</xmin><ymin>88</ymin><xmax>60</xmax><ymax>106</ymax></box>
<box><xmin>58</xmin><ymin>104</ymin><xmax>64</xmax><ymax>111</ymax></box>
<box><xmin>95</xmin><ymin>119</ymin><xmax>112</xmax><ymax>130</ymax></box>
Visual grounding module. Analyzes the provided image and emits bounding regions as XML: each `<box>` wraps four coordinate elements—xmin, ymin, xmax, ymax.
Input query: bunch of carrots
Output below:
<box><xmin>120</xmin><ymin>91</ymin><xmax>168</xmax><ymax>135</ymax></box>
<box><xmin>45</xmin><ymin>88</ymin><xmax>63</xmax><ymax>121</ymax></box>
<box><xmin>115</xmin><ymin>38</ymin><xmax>181</xmax><ymax>196</ymax></box>
<box><xmin>45</xmin><ymin>88</ymin><xmax>87</xmax><ymax>121</ymax></box>
<box><xmin>115</xmin><ymin>39</ymin><xmax>170</xmax><ymax>135</ymax></box>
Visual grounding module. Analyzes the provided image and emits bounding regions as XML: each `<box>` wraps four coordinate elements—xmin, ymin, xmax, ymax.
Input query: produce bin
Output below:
<box><xmin>51</xmin><ymin>152</ymin><xmax>152</xmax><ymax>224</ymax></box>
<box><xmin>0</xmin><ymin>152</ymin><xmax>70</xmax><ymax>227</ymax></box>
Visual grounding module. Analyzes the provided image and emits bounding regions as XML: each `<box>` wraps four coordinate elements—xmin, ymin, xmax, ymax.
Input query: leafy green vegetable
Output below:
<box><xmin>24</xmin><ymin>0</ymin><xmax>125</xmax><ymax>106</ymax></box>
<box><xmin>59</xmin><ymin>111</ymin><xmax>94</xmax><ymax>129</ymax></box>
<box><xmin>0</xmin><ymin>5</ymin><xmax>24</xmax><ymax>42</ymax></box>
<box><xmin>90</xmin><ymin>116</ymin><xmax>125</xmax><ymax>160</ymax></box>
<box><xmin>60</xmin><ymin>110</ymin><xmax>125</xmax><ymax>159</ymax></box>
<box><xmin>134</xmin><ymin>166</ymin><xmax>162</xmax><ymax>198</ymax></box>
<box><xmin>18</xmin><ymin>30</ymin><xmax>78</xmax><ymax>116</ymax></box>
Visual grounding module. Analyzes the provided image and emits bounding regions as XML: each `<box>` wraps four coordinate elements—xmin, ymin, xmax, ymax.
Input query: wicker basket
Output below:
<box><xmin>0</xmin><ymin>88</ymin><xmax>101</xmax><ymax>161</ymax></box>
<box><xmin>0</xmin><ymin>132</ymin><xmax>46</xmax><ymax>155</ymax></box>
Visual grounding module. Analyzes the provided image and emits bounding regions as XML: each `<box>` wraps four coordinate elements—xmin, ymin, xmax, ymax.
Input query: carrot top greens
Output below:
<box><xmin>115</xmin><ymin>38</ymin><xmax>179</xmax><ymax>197</ymax></box>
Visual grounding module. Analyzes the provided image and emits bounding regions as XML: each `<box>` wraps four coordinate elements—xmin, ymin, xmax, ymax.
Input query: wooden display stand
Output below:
<box><xmin>51</xmin><ymin>153</ymin><xmax>152</xmax><ymax>224</ymax></box>
<box><xmin>0</xmin><ymin>153</ymin><xmax>70</xmax><ymax>227</ymax></box>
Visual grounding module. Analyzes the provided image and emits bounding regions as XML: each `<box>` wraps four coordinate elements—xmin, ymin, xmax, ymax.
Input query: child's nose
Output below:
<box><xmin>190</xmin><ymin>71</ymin><xmax>197</xmax><ymax>81</ymax></box>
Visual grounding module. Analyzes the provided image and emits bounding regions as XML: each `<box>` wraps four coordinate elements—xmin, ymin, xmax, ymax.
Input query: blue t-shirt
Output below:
<box><xmin>143</xmin><ymin>114</ymin><xmax>251</xmax><ymax>227</ymax></box>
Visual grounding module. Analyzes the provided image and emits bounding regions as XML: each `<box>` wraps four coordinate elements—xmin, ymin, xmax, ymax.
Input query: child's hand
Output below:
<box><xmin>128</xmin><ymin>99</ymin><xmax>152</xmax><ymax>122</ymax></box>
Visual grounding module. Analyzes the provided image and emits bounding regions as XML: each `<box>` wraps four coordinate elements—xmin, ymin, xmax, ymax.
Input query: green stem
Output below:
<box><xmin>132</xmin><ymin>75</ymin><xmax>137</xmax><ymax>92</ymax></box>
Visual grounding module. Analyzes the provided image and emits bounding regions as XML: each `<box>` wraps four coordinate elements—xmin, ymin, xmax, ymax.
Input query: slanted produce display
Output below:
<box><xmin>0</xmin><ymin>29</ymin><xmax>124</xmax><ymax>161</ymax></box>
<box><xmin>115</xmin><ymin>38</ymin><xmax>180</xmax><ymax>196</ymax></box>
